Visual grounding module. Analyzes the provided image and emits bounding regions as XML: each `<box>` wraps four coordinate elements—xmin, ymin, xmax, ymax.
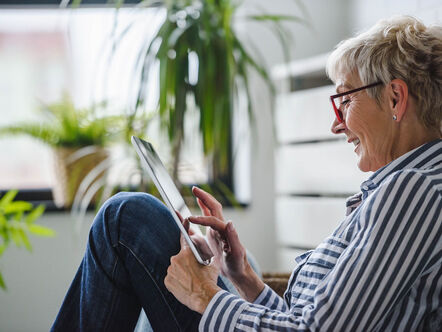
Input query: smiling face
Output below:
<box><xmin>331</xmin><ymin>71</ymin><xmax>396</xmax><ymax>172</ymax></box>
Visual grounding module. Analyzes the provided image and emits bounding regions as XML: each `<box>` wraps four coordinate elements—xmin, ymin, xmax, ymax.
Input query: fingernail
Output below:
<box><xmin>227</xmin><ymin>222</ymin><xmax>233</xmax><ymax>232</ymax></box>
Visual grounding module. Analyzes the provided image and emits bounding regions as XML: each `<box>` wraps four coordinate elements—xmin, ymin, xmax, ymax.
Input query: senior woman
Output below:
<box><xmin>52</xmin><ymin>15</ymin><xmax>441</xmax><ymax>331</ymax></box>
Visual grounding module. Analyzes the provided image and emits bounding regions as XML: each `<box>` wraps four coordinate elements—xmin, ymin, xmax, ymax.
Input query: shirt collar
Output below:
<box><xmin>360</xmin><ymin>139</ymin><xmax>442</xmax><ymax>198</ymax></box>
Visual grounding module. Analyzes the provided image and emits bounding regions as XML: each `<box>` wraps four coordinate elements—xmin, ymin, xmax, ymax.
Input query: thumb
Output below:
<box><xmin>180</xmin><ymin>233</ymin><xmax>189</xmax><ymax>249</ymax></box>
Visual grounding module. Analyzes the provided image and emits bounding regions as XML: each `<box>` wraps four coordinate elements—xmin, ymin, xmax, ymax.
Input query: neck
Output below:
<box><xmin>393</xmin><ymin>124</ymin><xmax>441</xmax><ymax>161</ymax></box>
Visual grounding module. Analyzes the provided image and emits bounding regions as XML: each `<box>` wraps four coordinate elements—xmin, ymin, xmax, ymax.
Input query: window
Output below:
<box><xmin>0</xmin><ymin>7</ymin><xmax>250</xmax><ymax>204</ymax></box>
<box><xmin>0</xmin><ymin>10</ymin><xmax>69</xmax><ymax>190</ymax></box>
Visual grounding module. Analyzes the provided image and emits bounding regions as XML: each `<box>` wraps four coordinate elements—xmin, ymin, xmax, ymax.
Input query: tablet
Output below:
<box><xmin>131</xmin><ymin>136</ymin><xmax>213</xmax><ymax>265</ymax></box>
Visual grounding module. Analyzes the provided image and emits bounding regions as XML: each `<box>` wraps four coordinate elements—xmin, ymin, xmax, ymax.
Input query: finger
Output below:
<box><xmin>188</xmin><ymin>216</ymin><xmax>227</xmax><ymax>234</ymax></box>
<box><xmin>176</xmin><ymin>210</ymin><xmax>195</xmax><ymax>235</ymax></box>
<box><xmin>183</xmin><ymin>218</ymin><xmax>190</xmax><ymax>232</ymax></box>
<box><xmin>196</xmin><ymin>197</ymin><xmax>211</xmax><ymax>216</ymax></box>
<box><xmin>192</xmin><ymin>186</ymin><xmax>223</xmax><ymax>219</ymax></box>
<box><xmin>175</xmin><ymin>210</ymin><xmax>185</xmax><ymax>223</ymax></box>
<box><xmin>224</xmin><ymin>221</ymin><xmax>242</xmax><ymax>256</ymax></box>
<box><xmin>176</xmin><ymin>210</ymin><xmax>187</xmax><ymax>230</ymax></box>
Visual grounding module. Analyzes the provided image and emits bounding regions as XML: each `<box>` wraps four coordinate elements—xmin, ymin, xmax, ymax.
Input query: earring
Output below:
<box><xmin>393</xmin><ymin>115</ymin><xmax>397</xmax><ymax>121</ymax></box>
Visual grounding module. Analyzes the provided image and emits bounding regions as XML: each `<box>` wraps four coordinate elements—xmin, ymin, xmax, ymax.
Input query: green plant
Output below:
<box><xmin>118</xmin><ymin>0</ymin><xmax>308</xmax><ymax>183</ymax></box>
<box><xmin>0</xmin><ymin>190</ymin><xmax>55</xmax><ymax>290</ymax></box>
<box><xmin>0</xmin><ymin>94</ymin><xmax>125</xmax><ymax>148</ymax></box>
<box><xmin>71</xmin><ymin>111</ymin><xmax>155</xmax><ymax>225</ymax></box>
<box><xmin>0</xmin><ymin>94</ymin><xmax>130</xmax><ymax>210</ymax></box>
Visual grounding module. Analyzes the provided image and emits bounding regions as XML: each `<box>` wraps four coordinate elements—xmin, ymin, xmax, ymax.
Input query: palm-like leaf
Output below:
<box><xmin>0</xmin><ymin>95</ymin><xmax>126</xmax><ymax>148</ymax></box>
<box><xmin>63</xmin><ymin>0</ymin><xmax>307</xmax><ymax>202</ymax></box>
<box><xmin>121</xmin><ymin>0</ymin><xmax>306</xmax><ymax>182</ymax></box>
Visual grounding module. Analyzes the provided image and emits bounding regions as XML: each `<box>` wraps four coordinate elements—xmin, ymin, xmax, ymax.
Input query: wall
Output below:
<box><xmin>349</xmin><ymin>0</ymin><xmax>442</xmax><ymax>32</ymax></box>
<box><xmin>231</xmin><ymin>0</ymin><xmax>350</xmax><ymax>273</ymax></box>
<box><xmin>1</xmin><ymin>0</ymin><xmax>441</xmax><ymax>331</ymax></box>
<box><xmin>0</xmin><ymin>213</ymin><xmax>93</xmax><ymax>332</ymax></box>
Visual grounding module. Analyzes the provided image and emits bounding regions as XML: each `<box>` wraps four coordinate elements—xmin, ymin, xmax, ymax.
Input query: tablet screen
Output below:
<box><xmin>132</xmin><ymin>136</ymin><xmax>209</xmax><ymax>264</ymax></box>
<box><xmin>135</xmin><ymin>138</ymin><xmax>192</xmax><ymax>219</ymax></box>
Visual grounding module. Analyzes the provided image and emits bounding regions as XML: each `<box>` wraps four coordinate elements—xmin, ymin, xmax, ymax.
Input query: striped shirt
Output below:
<box><xmin>199</xmin><ymin>139</ymin><xmax>442</xmax><ymax>331</ymax></box>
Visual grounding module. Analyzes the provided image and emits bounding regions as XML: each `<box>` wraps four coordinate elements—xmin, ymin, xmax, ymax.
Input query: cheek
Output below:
<box><xmin>345</xmin><ymin>109</ymin><xmax>367</xmax><ymax>134</ymax></box>
<box><xmin>346</xmin><ymin>104</ymin><xmax>381</xmax><ymax>141</ymax></box>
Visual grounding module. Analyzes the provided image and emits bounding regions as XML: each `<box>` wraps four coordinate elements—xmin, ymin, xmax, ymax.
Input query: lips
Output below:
<box><xmin>348</xmin><ymin>137</ymin><xmax>361</xmax><ymax>152</ymax></box>
<box><xmin>348</xmin><ymin>137</ymin><xmax>360</xmax><ymax>146</ymax></box>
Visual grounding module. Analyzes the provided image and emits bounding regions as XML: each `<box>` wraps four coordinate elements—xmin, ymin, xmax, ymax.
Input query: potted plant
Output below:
<box><xmin>110</xmin><ymin>0</ymin><xmax>307</xmax><ymax>193</ymax></box>
<box><xmin>0</xmin><ymin>190</ymin><xmax>55</xmax><ymax>290</ymax></box>
<box><xmin>0</xmin><ymin>94</ymin><xmax>125</xmax><ymax>208</ymax></box>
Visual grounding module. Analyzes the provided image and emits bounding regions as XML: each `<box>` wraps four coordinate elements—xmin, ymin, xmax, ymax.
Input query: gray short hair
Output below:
<box><xmin>326</xmin><ymin>16</ymin><xmax>442</xmax><ymax>131</ymax></box>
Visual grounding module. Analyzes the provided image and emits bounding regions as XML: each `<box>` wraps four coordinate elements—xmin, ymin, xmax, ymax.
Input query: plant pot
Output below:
<box><xmin>52</xmin><ymin>146</ymin><xmax>109</xmax><ymax>208</ymax></box>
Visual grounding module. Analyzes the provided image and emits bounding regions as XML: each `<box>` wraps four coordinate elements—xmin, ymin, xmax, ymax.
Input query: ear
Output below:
<box><xmin>388</xmin><ymin>79</ymin><xmax>409</xmax><ymax>121</ymax></box>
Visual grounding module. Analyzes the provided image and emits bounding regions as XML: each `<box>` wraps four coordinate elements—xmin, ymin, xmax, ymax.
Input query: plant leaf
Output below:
<box><xmin>0</xmin><ymin>270</ymin><xmax>6</xmax><ymax>290</ymax></box>
<box><xmin>27</xmin><ymin>224</ymin><xmax>56</xmax><ymax>237</ymax></box>
<box><xmin>247</xmin><ymin>14</ymin><xmax>308</xmax><ymax>24</ymax></box>
<box><xmin>18</xmin><ymin>229</ymin><xmax>32</xmax><ymax>252</ymax></box>
<box><xmin>0</xmin><ymin>243</ymin><xmax>7</xmax><ymax>257</ymax></box>
<box><xmin>0</xmin><ymin>214</ymin><xmax>7</xmax><ymax>228</ymax></box>
<box><xmin>0</xmin><ymin>228</ymin><xmax>9</xmax><ymax>246</ymax></box>
<box><xmin>13</xmin><ymin>210</ymin><xmax>24</xmax><ymax>222</ymax></box>
<box><xmin>4</xmin><ymin>201</ymin><xmax>33</xmax><ymax>215</ymax></box>
<box><xmin>10</xmin><ymin>227</ymin><xmax>22</xmax><ymax>247</ymax></box>
<box><xmin>25</xmin><ymin>205</ymin><xmax>45</xmax><ymax>224</ymax></box>
<box><xmin>0</xmin><ymin>124</ymin><xmax>59</xmax><ymax>146</ymax></box>
<box><xmin>0</xmin><ymin>190</ymin><xmax>18</xmax><ymax>210</ymax></box>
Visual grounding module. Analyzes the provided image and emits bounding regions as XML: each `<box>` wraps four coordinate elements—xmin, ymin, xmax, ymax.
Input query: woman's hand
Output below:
<box><xmin>190</xmin><ymin>187</ymin><xmax>244</xmax><ymax>278</ymax></box>
<box><xmin>188</xmin><ymin>187</ymin><xmax>265</xmax><ymax>302</ymax></box>
<box><xmin>177</xmin><ymin>210</ymin><xmax>213</xmax><ymax>261</ymax></box>
<box><xmin>164</xmin><ymin>234</ymin><xmax>221</xmax><ymax>314</ymax></box>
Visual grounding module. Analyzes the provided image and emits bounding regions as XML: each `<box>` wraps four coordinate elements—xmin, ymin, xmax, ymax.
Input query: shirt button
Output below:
<box><xmin>362</xmin><ymin>185</ymin><xmax>369</xmax><ymax>191</ymax></box>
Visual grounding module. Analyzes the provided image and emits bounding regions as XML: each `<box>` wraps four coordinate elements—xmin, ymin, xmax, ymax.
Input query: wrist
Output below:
<box><xmin>196</xmin><ymin>282</ymin><xmax>221</xmax><ymax>314</ymax></box>
<box><xmin>231</xmin><ymin>264</ymin><xmax>265</xmax><ymax>302</ymax></box>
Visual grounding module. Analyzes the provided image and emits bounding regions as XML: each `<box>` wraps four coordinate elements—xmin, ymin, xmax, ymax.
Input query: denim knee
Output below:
<box><xmin>103</xmin><ymin>192</ymin><xmax>165</xmax><ymax>214</ymax></box>
<box><xmin>92</xmin><ymin>192</ymin><xmax>177</xmax><ymax>246</ymax></box>
<box><xmin>91</xmin><ymin>192</ymin><xmax>170</xmax><ymax>247</ymax></box>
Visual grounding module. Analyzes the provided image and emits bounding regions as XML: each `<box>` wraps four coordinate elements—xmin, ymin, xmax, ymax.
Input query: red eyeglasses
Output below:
<box><xmin>330</xmin><ymin>81</ymin><xmax>383</xmax><ymax>123</ymax></box>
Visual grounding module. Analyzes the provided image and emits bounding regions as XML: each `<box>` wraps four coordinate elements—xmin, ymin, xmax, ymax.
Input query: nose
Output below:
<box><xmin>331</xmin><ymin>116</ymin><xmax>346</xmax><ymax>135</ymax></box>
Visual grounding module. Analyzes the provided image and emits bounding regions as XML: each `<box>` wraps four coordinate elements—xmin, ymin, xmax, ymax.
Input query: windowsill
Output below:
<box><xmin>0</xmin><ymin>187</ymin><xmax>249</xmax><ymax>213</ymax></box>
<box><xmin>0</xmin><ymin>188</ymin><xmax>65</xmax><ymax>212</ymax></box>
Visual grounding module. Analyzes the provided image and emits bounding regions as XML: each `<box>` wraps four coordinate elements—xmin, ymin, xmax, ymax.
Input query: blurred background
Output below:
<box><xmin>0</xmin><ymin>0</ymin><xmax>440</xmax><ymax>331</ymax></box>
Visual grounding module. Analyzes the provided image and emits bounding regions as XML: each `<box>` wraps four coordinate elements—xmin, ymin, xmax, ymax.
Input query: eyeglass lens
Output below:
<box><xmin>331</xmin><ymin>81</ymin><xmax>382</xmax><ymax>123</ymax></box>
<box><xmin>332</xmin><ymin>96</ymin><xmax>344</xmax><ymax>122</ymax></box>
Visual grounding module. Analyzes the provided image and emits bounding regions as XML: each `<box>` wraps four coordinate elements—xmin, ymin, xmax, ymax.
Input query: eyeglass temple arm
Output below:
<box><xmin>330</xmin><ymin>81</ymin><xmax>382</xmax><ymax>99</ymax></box>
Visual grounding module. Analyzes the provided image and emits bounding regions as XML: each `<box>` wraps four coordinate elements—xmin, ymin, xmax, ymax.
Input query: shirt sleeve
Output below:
<box><xmin>199</xmin><ymin>170</ymin><xmax>441</xmax><ymax>331</ymax></box>
<box><xmin>252</xmin><ymin>284</ymin><xmax>288</xmax><ymax>310</ymax></box>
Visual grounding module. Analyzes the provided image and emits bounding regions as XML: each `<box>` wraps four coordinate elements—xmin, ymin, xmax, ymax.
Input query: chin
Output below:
<box><xmin>357</xmin><ymin>163</ymin><xmax>371</xmax><ymax>172</ymax></box>
<box><xmin>357</xmin><ymin>156</ymin><xmax>383</xmax><ymax>172</ymax></box>
<box><xmin>356</xmin><ymin>156</ymin><xmax>372</xmax><ymax>173</ymax></box>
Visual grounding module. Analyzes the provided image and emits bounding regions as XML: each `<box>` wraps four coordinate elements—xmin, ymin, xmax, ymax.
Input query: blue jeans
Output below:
<box><xmin>51</xmin><ymin>192</ymin><xmax>232</xmax><ymax>332</ymax></box>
